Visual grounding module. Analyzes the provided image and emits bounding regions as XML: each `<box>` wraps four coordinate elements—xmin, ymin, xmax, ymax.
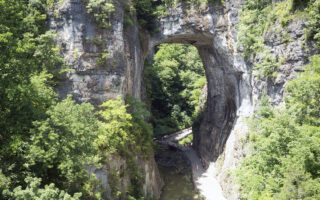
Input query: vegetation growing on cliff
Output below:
<box><xmin>1</xmin><ymin>91</ymin><xmax>153</xmax><ymax>199</ymax></box>
<box><xmin>86</xmin><ymin>0</ymin><xmax>115</xmax><ymax>28</ymax></box>
<box><xmin>237</xmin><ymin>0</ymin><xmax>320</xmax><ymax>77</ymax></box>
<box><xmin>145</xmin><ymin>44</ymin><xmax>206</xmax><ymax>136</ymax></box>
<box><xmin>0</xmin><ymin>1</ymin><xmax>154</xmax><ymax>199</ymax></box>
<box><xmin>236</xmin><ymin>55</ymin><xmax>320</xmax><ymax>199</ymax></box>
<box><xmin>127</xmin><ymin>0</ymin><xmax>222</xmax><ymax>32</ymax></box>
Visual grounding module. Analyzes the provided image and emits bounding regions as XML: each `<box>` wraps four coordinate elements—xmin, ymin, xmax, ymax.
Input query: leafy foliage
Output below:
<box><xmin>237</xmin><ymin>0</ymin><xmax>319</xmax><ymax>78</ymax></box>
<box><xmin>305</xmin><ymin>0</ymin><xmax>320</xmax><ymax>49</ymax></box>
<box><xmin>131</xmin><ymin>0</ymin><xmax>159</xmax><ymax>32</ymax></box>
<box><xmin>236</xmin><ymin>55</ymin><xmax>320</xmax><ymax>200</ymax></box>
<box><xmin>237</xmin><ymin>0</ymin><xmax>299</xmax><ymax>59</ymax></box>
<box><xmin>145</xmin><ymin>44</ymin><xmax>206</xmax><ymax>136</ymax></box>
<box><xmin>97</xmin><ymin>96</ymin><xmax>154</xmax><ymax>199</ymax></box>
<box><xmin>86</xmin><ymin>0</ymin><xmax>115</xmax><ymax>28</ymax></box>
<box><xmin>27</xmin><ymin>96</ymin><xmax>101</xmax><ymax>196</ymax></box>
<box><xmin>97</xmin><ymin>97</ymin><xmax>133</xmax><ymax>154</ymax></box>
<box><xmin>286</xmin><ymin>55</ymin><xmax>320</xmax><ymax>126</ymax></box>
<box><xmin>3</xmin><ymin>177</ymin><xmax>81</xmax><ymax>200</ymax></box>
<box><xmin>0</xmin><ymin>0</ymin><xmax>64</xmax><ymax>197</ymax></box>
<box><xmin>126</xmin><ymin>95</ymin><xmax>154</xmax><ymax>154</ymax></box>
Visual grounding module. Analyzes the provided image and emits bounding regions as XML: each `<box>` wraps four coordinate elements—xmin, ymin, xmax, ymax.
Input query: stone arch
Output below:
<box><xmin>145</xmin><ymin>3</ymin><xmax>243</xmax><ymax>161</ymax></box>
<box><xmin>51</xmin><ymin>0</ymin><xmax>250</xmax><ymax>163</ymax></box>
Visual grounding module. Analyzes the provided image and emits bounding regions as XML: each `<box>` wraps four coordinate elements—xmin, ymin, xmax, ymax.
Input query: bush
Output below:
<box><xmin>86</xmin><ymin>0</ymin><xmax>115</xmax><ymax>28</ymax></box>
<box><xmin>305</xmin><ymin>0</ymin><xmax>320</xmax><ymax>49</ymax></box>
<box><xmin>236</xmin><ymin>55</ymin><xmax>320</xmax><ymax>199</ymax></box>
<box><xmin>27</xmin><ymin>96</ymin><xmax>101</xmax><ymax>196</ymax></box>
<box><xmin>3</xmin><ymin>177</ymin><xmax>81</xmax><ymax>200</ymax></box>
<box><xmin>97</xmin><ymin>97</ymin><xmax>133</xmax><ymax>154</ymax></box>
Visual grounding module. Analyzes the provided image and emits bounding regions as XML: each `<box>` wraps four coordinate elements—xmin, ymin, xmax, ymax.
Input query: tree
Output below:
<box><xmin>145</xmin><ymin>44</ymin><xmax>206</xmax><ymax>136</ymax></box>
<box><xmin>96</xmin><ymin>97</ymin><xmax>133</xmax><ymax>154</ymax></box>
<box><xmin>27</xmin><ymin>96</ymin><xmax>100</xmax><ymax>196</ymax></box>
<box><xmin>3</xmin><ymin>177</ymin><xmax>81</xmax><ymax>200</ymax></box>
<box><xmin>0</xmin><ymin>0</ymin><xmax>63</xmax><ymax>194</ymax></box>
<box><xmin>236</xmin><ymin>55</ymin><xmax>320</xmax><ymax>200</ymax></box>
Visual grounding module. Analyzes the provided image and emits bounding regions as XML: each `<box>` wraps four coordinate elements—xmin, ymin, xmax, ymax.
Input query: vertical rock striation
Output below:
<box><xmin>49</xmin><ymin>0</ymin><xmax>162</xmax><ymax>199</ymax></box>
<box><xmin>50</xmin><ymin>0</ymin><xmax>317</xmax><ymax>199</ymax></box>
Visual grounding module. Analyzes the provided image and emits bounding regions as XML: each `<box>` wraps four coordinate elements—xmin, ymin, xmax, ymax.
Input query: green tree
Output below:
<box><xmin>3</xmin><ymin>177</ymin><xmax>81</xmax><ymax>200</ymax></box>
<box><xmin>86</xmin><ymin>0</ymin><xmax>115</xmax><ymax>28</ymax></box>
<box><xmin>0</xmin><ymin>0</ymin><xmax>63</xmax><ymax>194</ymax></box>
<box><xmin>27</xmin><ymin>96</ymin><xmax>101</xmax><ymax>197</ymax></box>
<box><xmin>126</xmin><ymin>95</ymin><xmax>154</xmax><ymax>154</ymax></box>
<box><xmin>286</xmin><ymin>55</ymin><xmax>320</xmax><ymax>126</ymax></box>
<box><xmin>236</xmin><ymin>55</ymin><xmax>320</xmax><ymax>199</ymax></box>
<box><xmin>145</xmin><ymin>44</ymin><xmax>206</xmax><ymax>136</ymax></box>
<box><xmin>96</xmin><ymin>97</ymin><xmax>133</xmax><ymax>154</ymax></box>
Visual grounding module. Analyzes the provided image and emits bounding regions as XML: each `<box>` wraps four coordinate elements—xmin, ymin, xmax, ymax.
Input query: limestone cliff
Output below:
<box><xmin>49</xmin><ymin>0</ymin><xmax>317</xmax><ymax>199</ymax></box>
<box><xmin>49</xmin><ymin>0</ymin><xmax>162</xmax><ymax>199</ymax></box>
<box><xmin>214</xmin><ymin>1</ymin><xmax>318</xmax><ymax>199</ymax></box>
<box><xmin>150</xmin><ymin>1</ymin><xmax>318</xmax><ymax>199</ymax></box>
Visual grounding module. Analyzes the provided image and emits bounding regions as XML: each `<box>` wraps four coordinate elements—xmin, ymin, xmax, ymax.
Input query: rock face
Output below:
<box><xmin>149</xmin><ymin>2</ymin><xmax>241</xmax><ymax>163</ymax></box>
<box><xmin>49</xmin><ymin>0</ymin><xmax>162</xmax><ymax>199</ymax></box>
<box><xmin>211</xmin><ymin>1</ymin><xmax>318</xmax><ymax>199</ymax></box>
<box><xmin>50</xmin><ymin>0</ymin><xmax>144</xmax><ymax>104</ymax></box>
<box><xmin>50</xmin><ymin>0</ymin><xmax>316</xmax><ymax>199</ymax></box>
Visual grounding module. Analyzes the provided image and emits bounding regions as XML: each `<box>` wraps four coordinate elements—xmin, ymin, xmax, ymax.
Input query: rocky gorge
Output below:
<box><xmin>49</xmin><ymin>0</ymin><xmax>318</xmax><ymax>199</ymax></box>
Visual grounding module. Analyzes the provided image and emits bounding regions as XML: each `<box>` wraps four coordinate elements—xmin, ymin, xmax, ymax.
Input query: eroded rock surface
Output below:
<box><xmin>50</xmin><ymin>0</ymin><xmax>317</xmax><ymax>199</ymax></box>
<box><xmin>49</xmin><ymin>0</ymin><xmax>161</xmax><ymax>199</ymax></box>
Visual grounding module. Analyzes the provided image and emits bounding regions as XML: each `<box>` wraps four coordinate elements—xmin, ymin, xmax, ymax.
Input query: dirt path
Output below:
<box><xmin>185</xmin><ymin>148</ymin><xmax>226</xmax><ymax>200</ymax></box>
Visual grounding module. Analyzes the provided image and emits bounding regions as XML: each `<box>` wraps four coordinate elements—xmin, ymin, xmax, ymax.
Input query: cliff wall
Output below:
<box><xmin>49</xmin><ymin>0</ymin><xmax>162</xmax><ymax>199</ymax></box>
<box><xmin>50</xmin><ymin>0</ymin><xmax>316</xmax><ymax>199</ymax></box>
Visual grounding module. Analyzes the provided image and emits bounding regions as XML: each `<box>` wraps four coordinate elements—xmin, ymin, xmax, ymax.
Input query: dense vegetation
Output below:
<box><xmin>0</xmin><ymin>1</ymin><xmax>153</xmax><ymax>199</ymax></box>
<box><xmin>145</xmin><ymin>44</ymin><xmax>206</xmax><ymax>136</ymax></box>
<box><xmin>1</xmin><ymin>0</ymin><xmax>320</xmax><ymax>199</ymax></box>
<box><xmin>237</xmin><ymin>0</ymin><xmax>320</xmax><ymax>77</ymax></box>
<box><xmin>236</xmin><ymin>0</ymin><xmax>320</xmax><ymax>199</ymax></box>
<box><xmin>236</xmin><ymin>56</ymin><xmax>320</xmax><ymax>199</ymax></box>
<box><xmin>86</xmin><ymin>0</ymin><xmax>115</xmax><ymax>28</ymax></box>
<box><xmin>123</xmin><ymin>0</ymin><xmax>221</xmax><ymax>32</ymax></box>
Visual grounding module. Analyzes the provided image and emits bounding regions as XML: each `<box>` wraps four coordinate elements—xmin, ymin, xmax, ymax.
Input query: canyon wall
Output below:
<box><xmin>152</xmin><ymin>1</ymin><xmax>317</xmax><ymax>198</ymax></box>
<box><xmin>49</xmin><ymin>0</ymin><xmax>162</xmax><ymax>199</ymax></box>
<box><xmin>50</xmin><ymin>0</ymin><xmax>316</xmax><ymax>199</ymax></box>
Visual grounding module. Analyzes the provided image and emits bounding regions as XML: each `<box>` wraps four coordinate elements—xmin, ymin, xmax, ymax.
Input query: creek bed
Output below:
<box><xmin>156</xmin><ymin>144</ymin><xmax>204</xmax><ymax>200</ymax></box>
<box><xmin>159</xmin><ymin>165</ymin><xmax>203</xmax><ymax>200</ymax></box>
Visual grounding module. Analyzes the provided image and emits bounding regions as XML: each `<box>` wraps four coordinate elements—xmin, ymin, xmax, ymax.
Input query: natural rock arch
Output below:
<box><xmin>52</xmin><ymin>0</ymin><xmax>251</xmax><ymax>164</ymax></box>
<box><xmin>145</xmin><ymin>2</ymin><xmax>247</xmax><ymax>161</ymax></box>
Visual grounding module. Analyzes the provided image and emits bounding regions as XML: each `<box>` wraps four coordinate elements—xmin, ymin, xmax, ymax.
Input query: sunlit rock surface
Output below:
<box><xmin>49</xmin><ymin>0</ymin><xmax>162</xmax><ymax>199</ymax></box>
<box><xmin>50</xmin><ymin>0</ymin><xmax>316</xmax><ymax>199</ymax></box>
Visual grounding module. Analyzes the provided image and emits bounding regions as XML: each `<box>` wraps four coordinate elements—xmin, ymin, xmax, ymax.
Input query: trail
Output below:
<box><xmin>156</xmin><ymin>128</ymin><xmax>226</xmax><ymax>200</ymax></box>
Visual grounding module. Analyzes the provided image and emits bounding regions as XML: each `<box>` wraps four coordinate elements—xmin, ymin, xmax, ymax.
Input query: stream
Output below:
<box><xmin>155</xmin><ymin>143</ymin><xmax>204</xmax><ymax>200</ymax></box>
<box><xmin>155</xmin><ymin>129</ymin><xmax>226</xmax><ymax>200</ymax></box>
<box><xmin>159</xmin><ymin>165</ymin><xmax>203</xmax><ymax>200</ymax></box>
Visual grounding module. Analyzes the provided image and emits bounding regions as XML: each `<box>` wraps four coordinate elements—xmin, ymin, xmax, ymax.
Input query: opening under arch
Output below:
<box><xmin>144</xmin><ymin>32</ymin><xmax>239</xmax><ymax>162</ymax></box>
<box><xmin>144</xmin><ymin>43</ymin><xmax>206</xmax><ymax>139</ymax></box>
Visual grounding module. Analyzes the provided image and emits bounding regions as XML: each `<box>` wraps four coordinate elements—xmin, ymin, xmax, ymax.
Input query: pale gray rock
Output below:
<box><xmin>49</xmin><ymin>0</ymin><xmax>318</xmax><ymax>199</ymax></box>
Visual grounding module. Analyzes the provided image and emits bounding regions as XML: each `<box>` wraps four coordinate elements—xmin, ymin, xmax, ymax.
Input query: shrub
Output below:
<box><xmin>3</xmin><ymin>177</ymin><xmax>81</xmax><ymax>200</ymax></box>
<box><xmin>236</xmin><ymin>55</ymin><xmax>320</xmax><ymax>199</ymax></box>
<box><xmin>86</xmin><ymin>0</ymin><xmax>115</xmax><ymax>28</ymax></box>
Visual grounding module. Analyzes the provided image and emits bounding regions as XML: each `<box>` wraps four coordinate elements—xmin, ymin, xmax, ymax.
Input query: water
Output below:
<box><xmin>159</xmin><ymin>166</ymin><xmax>204</xmax><ymax>200</ymax></box>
